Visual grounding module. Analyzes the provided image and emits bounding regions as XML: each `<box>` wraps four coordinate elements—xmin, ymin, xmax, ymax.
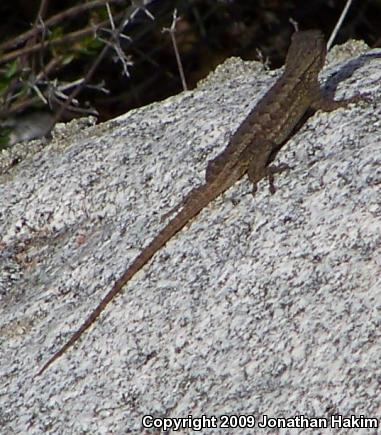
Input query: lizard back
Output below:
<box><xmin>206</xmin><ymin>30</ymin><xmax>326</xmax><ymax>182</ymax></box>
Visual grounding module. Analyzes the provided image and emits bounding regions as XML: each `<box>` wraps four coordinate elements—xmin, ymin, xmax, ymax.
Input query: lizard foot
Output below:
<box><xmin>267</xmin><ymin>163</ymin><xmax>290</xmax><ymax>194</ymax></box>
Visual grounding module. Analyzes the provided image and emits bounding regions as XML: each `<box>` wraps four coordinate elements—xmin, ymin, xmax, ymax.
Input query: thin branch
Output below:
<box><xmin>0</xmin><ymin>56</ymin><xmax>63</xmax><ymax>118</ymax></box>
<box><xmin>130</xmin><ymin>0</ymin><xmax>155</xmax><ymax>21</ymax></box>
<box><xmin>47</xmin><ymin>44</ymin><xmax>109</xmax><ymax>127</ymax></box>
<box><xmin>35</xmin><ymin>0</ymin><xmax>50</xmax><ymax>24</ymax></box>
<box><xmin>0</xmin><ymin>95</ymin><xmax>42</xmax><ymax>118</ymax></box>
<box><xmin>0</xmin><ymin>16</ymin><xmax>123</xmax><ymax>65</ymax></box>
<box><xmin>0</xmin><ymin>0</ymin><xmax>122</xmax><ymax>52</ymax></box>
<box><xmin>327</xmin><ymin>0</ymin><xmax>354</xmax><ymax>50</ymax></box>
<box><xmin>162</xmin><ymin>9</ymin><xmax>188</xmax><ymax>91</ymax></box>
<box><xmin>35</xmin><ymin>55</ymin><xmax>64</xmax><ymax>82</ymax></box>
<box><xmin>47</xmin><ymin>4</ymin><xmax>134</xmax><ymax>130</ymax></box>
<box><xmin>98</xmin><ymin>2</ymin><xmax>134</xmax><ymax>77</ymax></box>
<box><xmin>28</xmin><ymin>0</ymin><xmax>51</xmax><ymax>75</ymax></box>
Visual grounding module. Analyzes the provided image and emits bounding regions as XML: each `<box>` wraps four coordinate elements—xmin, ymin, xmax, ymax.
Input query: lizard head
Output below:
<box><xmin>285</xmin><ymin>30</ymin><xmax>326</xmax><ymax>78</ymax></box>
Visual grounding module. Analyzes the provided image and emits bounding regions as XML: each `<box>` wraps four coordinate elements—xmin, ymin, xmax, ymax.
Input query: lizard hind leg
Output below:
<box><xmin>245</xmin><ymin>139</ymin><xmax>276</xmax><ymax>196</ymax></box>
<box><xmin>266</xmin><ymin>163</ymin><xmax>290</xmax><ymax>194</ymax></box>
<box><xmin>247</xmin><ymin>162</ymin><xmax>289</xmax><ymax>196</ymax></box>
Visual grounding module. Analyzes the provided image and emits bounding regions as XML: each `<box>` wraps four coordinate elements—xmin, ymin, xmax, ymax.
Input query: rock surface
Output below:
<box><xmin>0</xmin><ymin>39</ymin><xmax>380</xmax><ymax>433</ymax></box>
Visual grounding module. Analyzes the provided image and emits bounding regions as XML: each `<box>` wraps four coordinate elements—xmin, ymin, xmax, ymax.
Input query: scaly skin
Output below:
<box><xmin>37</xmin><ymin>30</ymin><xmax>361</xmax><ymax>375</ymax></box>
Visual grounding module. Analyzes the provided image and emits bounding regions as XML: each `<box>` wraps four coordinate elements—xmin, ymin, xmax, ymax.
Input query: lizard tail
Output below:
<box><xmin>36</xmin><ymin>181</ymin><xmax>226</xmax><ymax>376</ymax></box>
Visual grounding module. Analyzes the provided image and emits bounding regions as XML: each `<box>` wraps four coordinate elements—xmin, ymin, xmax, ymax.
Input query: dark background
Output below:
<box><xmin>0</xmin><ymin>0</ymin><xmax>379</xmax><ymax>124</ymax></box>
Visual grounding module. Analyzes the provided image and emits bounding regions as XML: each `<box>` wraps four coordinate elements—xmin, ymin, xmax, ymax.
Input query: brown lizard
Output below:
<box><xmin>37</xmin><ymin>30</ymin><xmax>362</xmax><ymax>375</ymax></box>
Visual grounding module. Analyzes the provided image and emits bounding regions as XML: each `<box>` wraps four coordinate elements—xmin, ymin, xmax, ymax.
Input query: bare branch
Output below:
<box><xmin>47</xmin><ymin>4</ymin><xmax>135</xmax><ymax>130</ymax></box>
<box><xmin>0</xmin><ymin>0</ymin><xmax>122</xmax><ymax>52</ymax></box>
<box><xmin>162</xmin><ymin>9</ymin><xmax>188</xmax><ymax>91</ymax></box>
<box><xmin>97</xmin><ymin>2</ymin><xmax>134</xmax><ymax>77</ymax></box>
<box><xmin>327</xmin><ymin>0</ymin><xmax>354</xmax><ymax>50</ymax></box>
<box><xmin>0</xmin><ymin>15</ymin><xmax>124</xmax><ymax>66</ymax></box>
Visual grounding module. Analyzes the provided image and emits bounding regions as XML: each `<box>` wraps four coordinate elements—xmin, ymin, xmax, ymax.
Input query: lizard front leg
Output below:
<box><xmin>310</xmin><ymin>83</ymin><xmax>370</xmax><ymax>112</ymax></box>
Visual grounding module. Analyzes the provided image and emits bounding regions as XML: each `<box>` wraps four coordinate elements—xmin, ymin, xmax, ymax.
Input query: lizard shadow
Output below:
<box><xmin>321</xmin><ymin>50</ymin><xmax>381</xmax><ymax>98</ymax></box>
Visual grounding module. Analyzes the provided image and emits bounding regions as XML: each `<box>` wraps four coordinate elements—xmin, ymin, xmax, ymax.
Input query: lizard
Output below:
<box><xmin>37</xmin><ymin>29</ymin><xmax>363</xmax><ymax>375</ymax></box>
